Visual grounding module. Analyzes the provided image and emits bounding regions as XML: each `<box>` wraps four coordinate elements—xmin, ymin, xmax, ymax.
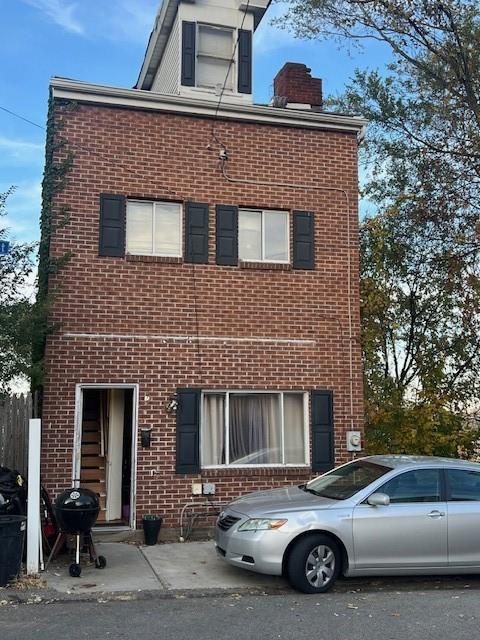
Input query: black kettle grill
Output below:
<box><xmin>47</xmin><ymin>488</ymin><xmax>106</xmax><ymax>577</ymax></box>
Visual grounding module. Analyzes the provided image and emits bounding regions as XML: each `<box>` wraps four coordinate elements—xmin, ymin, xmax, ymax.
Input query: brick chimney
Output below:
<box><xmin>273</xmin><ymin>63</ymin><xmax>323</xmax><ymax>109</ymax></box>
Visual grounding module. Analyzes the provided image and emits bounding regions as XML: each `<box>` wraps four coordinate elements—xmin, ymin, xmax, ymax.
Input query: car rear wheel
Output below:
<box><xmin>286</xmin><ymin>534</ymin><xmax>340</xmax><ymax>594</ymax></box>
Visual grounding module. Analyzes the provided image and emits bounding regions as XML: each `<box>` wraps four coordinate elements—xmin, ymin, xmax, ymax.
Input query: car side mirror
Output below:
<box><xmin>367</xmin><ymin>492</ymin><xmax>390</xmax><ymax>507</ymax></box>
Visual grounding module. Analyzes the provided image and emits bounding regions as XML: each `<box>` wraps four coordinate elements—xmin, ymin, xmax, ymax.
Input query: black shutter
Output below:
<box><xmin>181</xmin><ymin>21</ymin><xmax>196</xmax><ymax>86</ymax></box>
<box><xmin>216</xmin><ymin>205</ymin><xmax>238</xmax><ymax>266</ymax></box>
<box><xmin>237</xmin><ymin>30</ymin><xmax>252</xmax><ymax>94</ymax></box>
<box><xmin>311</xmin><ymin>390</ymin><xmax>334</xmax><ymax>473</ymax></box>
<box><xmin>99</xmin><ymin>194</ymin><xmax>125</xmax><ymax>257</ymax></box>
<box><xmin>185</xmin><ymin>202</ymin><xmax>209</xmax><ymax>263</ymax></box>
<box><xmin>293</xmin><ymin>211</ymin><xmax>315</xmax><ymax>270</ymax></box>
<box><xmin>176</xmin><ymin>388</ymin><xmax>201</xmax><ymax>474</ymax></box>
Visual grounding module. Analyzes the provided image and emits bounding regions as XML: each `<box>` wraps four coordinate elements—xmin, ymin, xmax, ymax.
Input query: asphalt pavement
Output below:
<box><xmin>0</xmin><ymin>587</ymin><xmax>478</xmax><ymax>640</ymax></box>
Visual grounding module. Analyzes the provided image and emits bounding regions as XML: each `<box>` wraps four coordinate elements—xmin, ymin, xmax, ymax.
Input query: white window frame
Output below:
<box><xmin>196</xmin><ymin>23</ymin><xmax>235</xmax><ymax>91</ymax></box>
<box><xmin>239</xmin><ymin>209</ymin><xmax>290</xmax><ymax>264</ymax></box>
<box><xmin>126</xmin><ymin>200</ymin><xmax>183</xmax><ymax>258</ymax></box>
<box><xmin>201</xmin><ymin>390</ymin><xmax>309</xmax><ymax>469</ymax></box>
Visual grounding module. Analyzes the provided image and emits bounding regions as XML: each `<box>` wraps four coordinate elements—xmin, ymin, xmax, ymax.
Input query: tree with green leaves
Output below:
<box><xmin>0</xmin><ymin>188</ymin><xmax>37</xmax><ymax>393</ymax></box>
<box><xmin>279</xmin><ymin>0</ymin><xmax>480</xmax><ymax>454</ymax></box>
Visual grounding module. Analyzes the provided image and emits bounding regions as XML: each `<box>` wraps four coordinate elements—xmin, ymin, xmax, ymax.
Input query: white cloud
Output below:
<box><xmin>0</xmin><ymin>136</ymin><xmax>44</xmax><ymax>166</ymax></box>
<box><xmin>1</xmin><ymin>180</ymin><xmax>42</xmax><ymax>243</ymax></box>
<box><xmin>104</xmin><ymin>0</ymin><xmax>158</xmax><ymax>43</ymax></box>
<box><xmin>23</xmin><ymin>0</ymin><xmax>84</xmax><ymax>35</ymax></box>
<box><xmin>253</xmin><ymin>1</ymin><xmax>299</xmax><ymax>54</ymax></box>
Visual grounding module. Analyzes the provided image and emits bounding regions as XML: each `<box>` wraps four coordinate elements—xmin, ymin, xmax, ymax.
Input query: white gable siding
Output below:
<box><xmin>152</xmin><ymin>15</ymin><xmax>181</xmax><ymax>95</ymax></box>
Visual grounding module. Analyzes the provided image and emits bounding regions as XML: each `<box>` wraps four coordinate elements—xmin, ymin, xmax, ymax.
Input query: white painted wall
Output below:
<box><xmin>152</xmin><ymin>14</ymin><xmax>181</xmax><ymax>94</ymax></box>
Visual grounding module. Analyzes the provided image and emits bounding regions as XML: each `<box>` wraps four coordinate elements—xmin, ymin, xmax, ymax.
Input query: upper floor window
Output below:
<box><xmin>239</xmin><ymin>209</ymin><xmax>289</xmax><ymax>263</ymax></box>
<box><xmin>197</xmin><ymin>24</ymin><xmax>234</xmax><ymax>90</ymax></box>
<box><xmin>126</xmin><ymin>200</ymin><xmax>182</xmax><ymax>257</ymax></box>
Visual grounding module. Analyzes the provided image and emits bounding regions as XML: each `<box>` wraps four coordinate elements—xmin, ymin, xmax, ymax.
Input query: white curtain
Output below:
<box><xmin>229</xmin><ymin>395</ymin><xmax>281</xmax><ymax>464</ymax></box>
<box><xmin>201</xmin><ymin>395</ymin><xmax>225</xmax><ymax>465</ymax></box>
<box><xmin>283</xmin><ymin>394</ymin><xmax>305</xmax><ymax>464</ymax></box>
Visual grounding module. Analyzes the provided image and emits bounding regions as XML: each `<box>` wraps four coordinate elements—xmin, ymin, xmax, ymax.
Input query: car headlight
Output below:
<box><xmin>238</xmin><ymin>518</ymin><xmax>288</xmax><ymax>532</ymax></box>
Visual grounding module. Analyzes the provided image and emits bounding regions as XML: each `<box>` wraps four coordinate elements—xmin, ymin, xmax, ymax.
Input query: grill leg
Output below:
<box><xmin>75</xmin><ymin>535</ymin><xmax>80</xmax><ymax>566</ymax></box>
<box><xmin>45</xmin><ymin>532</ymin><xmax>64</xmax><ymax>571</ymax></box>
<box><xmin>86</xmin><ymin>532</ymin><xmax>97</xmax><ymax>563</ymax></box>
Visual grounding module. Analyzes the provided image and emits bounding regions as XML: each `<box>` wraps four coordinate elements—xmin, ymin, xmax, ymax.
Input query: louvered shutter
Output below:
<box><xmin>99</xmin><ymin>194</ymin><xmax>125</xmax><ymax>257</ymax></box>
<box><xmin>311</xmin><ymin>390</ymin><xmax>334</xmax><ymax>472</ymax></box>
<box><xmin>293</xmin><ymin>211</ymin><xmax>315</xmax><ymax>270</ymax></box>
<box><xmin>237</xmin><ymin>30</ymin><xmax>252</xmax><ymax>94</ymax></box>
<box><xmin>185</xmin><ymin>202</ymin><xmax>209</xmax><ymax>263</ymax></box>
<box><xmin>181</xmin><ymin>21</ymin><xmax>196</xmax><ymax>86</ymax></box>
<box><xmin>216</xmin><ymin>205</ymin><xmax>238</xmax><ymax>266</ymax></box>
<box><xmin>176</xmin><ymin>389</ymin><xmax>201</xmax><ymax>474</ymax></box>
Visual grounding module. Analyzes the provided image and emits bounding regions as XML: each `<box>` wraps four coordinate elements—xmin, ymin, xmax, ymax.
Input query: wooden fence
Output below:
<box><xmin>0</xmin><ymin>394</ymin><xmax>32</xmax><ymax>475</ymax></box>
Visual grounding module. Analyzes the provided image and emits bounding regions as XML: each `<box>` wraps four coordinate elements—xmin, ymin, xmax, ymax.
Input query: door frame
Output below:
<box><xmin>73</xmin><ymin>383</ymin><xmax>139</xmax><ymax>530</ymax></box>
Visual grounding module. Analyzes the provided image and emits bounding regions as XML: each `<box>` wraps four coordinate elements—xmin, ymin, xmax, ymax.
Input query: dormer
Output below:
<box><xmin>135</xmin><ymin>0</ymin><xmax>269</xmax><ymax>104</ymax></box>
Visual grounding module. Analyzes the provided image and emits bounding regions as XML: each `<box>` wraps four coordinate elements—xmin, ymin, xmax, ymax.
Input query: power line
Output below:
<box><xmin>0</xmin><ymin>103</ymin><xmax>177</xmax><ymax>196</ymax></box>
<box><xmin>210</xmin><ymin>0</ymin><xmax>251</xmax><ymax>151</ymax></box>
<box><xmin>0</xmin><ymin>105</ymin><xmax>45</xmax><ymax>130</ymax></box>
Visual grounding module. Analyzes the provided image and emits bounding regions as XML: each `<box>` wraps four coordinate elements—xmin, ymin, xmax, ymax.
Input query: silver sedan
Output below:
<box><xmin>215</xmin><ymin>455</ymin><xmax>480</xmax><ymax>593</ymax></box>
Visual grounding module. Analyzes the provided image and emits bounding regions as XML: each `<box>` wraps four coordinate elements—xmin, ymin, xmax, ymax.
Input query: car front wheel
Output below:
<box><xmin>286</xmin><ymin>534</ymin><xmax>341</xmax><ymax>594</ymax></box>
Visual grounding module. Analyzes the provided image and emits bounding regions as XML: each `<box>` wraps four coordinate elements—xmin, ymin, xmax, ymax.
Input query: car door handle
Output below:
<box><xmin>427</xmin><ymin>510</ymin><xmax>445</xmax><ymax>518</ymax></box>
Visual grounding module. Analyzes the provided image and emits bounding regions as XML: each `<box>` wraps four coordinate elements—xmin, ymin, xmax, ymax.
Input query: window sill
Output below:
<box><xmin>201</xmin><ymin>467</ymin><xmax>311</xmax><ymax>478</ymax></box>
<box><xmin>126</xmin><ymin>254</ymin><xmax>183</xmax><ymax>264</ymax></box>
<box><xmin>240</xmin><ymin>261</ymin><xmax>292</xmax><ymax>271</ymax></box>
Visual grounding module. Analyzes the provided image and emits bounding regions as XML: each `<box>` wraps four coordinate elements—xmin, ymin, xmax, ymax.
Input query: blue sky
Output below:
<box><xmin>1</xmin><ymin>0</ymin><xmax>389</xmax><ymax>246</ymax></box>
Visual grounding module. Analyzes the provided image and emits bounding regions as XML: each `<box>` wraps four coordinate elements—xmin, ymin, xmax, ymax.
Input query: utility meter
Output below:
<box><xmin>347</xmin><ymin>431</ymin><xmax>362</xmax><ymax>452</ymax></box>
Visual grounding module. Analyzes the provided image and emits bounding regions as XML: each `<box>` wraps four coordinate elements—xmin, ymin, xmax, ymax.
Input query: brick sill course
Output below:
<box><xmin>240</xmin><ymin>261</ymin><xmax>292</xmax><ymax>271</ymax></box>
<box><xmin>126</xmin><ymin>254</ymin><xmax>182</xmax><ymax>264</ymax></box>
<box><xmin>201</xmin><ymin>467</ymin><xmax>312</xmax><ymax>478</ymax></box>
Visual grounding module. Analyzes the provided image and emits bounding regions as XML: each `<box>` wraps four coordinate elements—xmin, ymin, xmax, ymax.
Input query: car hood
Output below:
<box><xmin>227</xmin><ymin>485</ymin><xmax>337</xmax><ymax>517</ymax></box>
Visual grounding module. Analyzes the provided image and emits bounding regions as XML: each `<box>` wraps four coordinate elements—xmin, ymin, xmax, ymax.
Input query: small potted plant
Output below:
<box><xmin>142</xmin><ymin>514</ymin><xmax>162</xmax><ymax>545</ymax></box>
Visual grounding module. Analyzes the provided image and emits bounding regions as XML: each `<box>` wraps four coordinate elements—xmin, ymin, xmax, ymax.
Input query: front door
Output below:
<box><xmin>78</xmin><ymin>387</ymin><xmax>134</xmax><ymax>526</ymax></box>
<box><xmin>353</xmin><ymin>468</ymin><xmax>447</xmax><ymax>570</ymax></box>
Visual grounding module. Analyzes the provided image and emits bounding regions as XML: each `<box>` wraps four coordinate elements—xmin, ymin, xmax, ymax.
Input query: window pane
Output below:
<box><xmin>283</xmin><ymin>394</ymin><xmax>305</xmax><ymax>464</ymax></box>
<box><xmin>447</xmin><ymin>469</ymin><xmax>480</xmax><ymax>501</ymax></box>
<box><xmin>264</xmin><ymin>211</ymin><xmax>288</xmax><ymax>261</ymax></box>
<box><xmin>202</xmin><ymin>394</ymin><xmax>225</xmax><ymax>466</ymax></box>
<box><xmin>154</xmin><ymin>203</ymin><xmax>181</xmax><ymax>256</ymax></box>
<box><xmin>239</xmin><ymin>210</ymin><xmax>261</xmax><ymax>260</ymax></box>
<box><xmin>308</xmin><ymin>460</ymin><xmax>390</xmax><ymax>500</ymax></box>
<box><xmin>379</xmin><ymin>469</ymin><xmax>442</xmax><ymax>503</ymax></box>
<box><xmin>198</xmin><ymin>25</ymin><xmax>233</xmax><ymax>58</ymax></box>
<box><xmin>229</xmin><ymin>394</ymin><xmax>281</xmax><ymax>464</ymax></box>
<box><xmin>197</xmin><ymin>57</ymin><xmax>233</xmax><ymax>89</ymax></box>
<box><xmin>126</xmin><ymin>201</ymin><xmax>152</xmax><ymax>254</ymax></box>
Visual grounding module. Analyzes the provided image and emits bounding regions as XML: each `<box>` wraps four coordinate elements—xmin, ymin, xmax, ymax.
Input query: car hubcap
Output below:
<box><xmin>305</xmin><ymin>544</ymin><xmax>335</xmax><ymax>587</ymax></box>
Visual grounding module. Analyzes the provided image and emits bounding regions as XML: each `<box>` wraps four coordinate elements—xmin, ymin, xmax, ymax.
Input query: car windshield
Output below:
<box><xmin>304</xmin><ymin>460</ymin><xmax>391</xmax><ymax>500</ymax></box>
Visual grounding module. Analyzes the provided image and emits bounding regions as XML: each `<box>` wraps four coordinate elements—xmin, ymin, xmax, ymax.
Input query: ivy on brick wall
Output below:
<box><xmin>32</xmin><ymin>96</ymin><xmax>77</xmax><ymax>401</ymax></box>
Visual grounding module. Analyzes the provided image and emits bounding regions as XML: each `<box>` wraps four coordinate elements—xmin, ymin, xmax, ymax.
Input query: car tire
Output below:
<box><xmin>286</xmin><ymin>534</ymin><xmax>341</xmax><ymax>594</ymax></box>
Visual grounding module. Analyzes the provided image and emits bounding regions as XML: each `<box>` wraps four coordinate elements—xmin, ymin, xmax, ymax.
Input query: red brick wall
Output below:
<box><xmin>41</xmin><ymin>100</ymin><xmax>363</xmax><ymax>529</ymax></box>
<box><xmin>274</xmin><ymin>63</ymin><xmax>323</xmax><ymax>106</ymax></box>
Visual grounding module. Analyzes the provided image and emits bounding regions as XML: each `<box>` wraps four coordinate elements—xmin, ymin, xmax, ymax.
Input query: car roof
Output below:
<box><xmin>363</xmin><ymin>454</ymin><xmax>480</xmax><ymax>471</ymax></box>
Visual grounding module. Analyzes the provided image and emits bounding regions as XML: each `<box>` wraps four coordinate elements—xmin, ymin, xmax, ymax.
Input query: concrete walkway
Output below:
<box><xmin>44</xmin><ymin>542</ymin><xmax>288</xmax><ymax>596</ymax></box>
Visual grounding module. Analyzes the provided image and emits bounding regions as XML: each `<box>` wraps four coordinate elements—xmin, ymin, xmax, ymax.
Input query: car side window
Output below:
<box><xmin>447</xmin><ymin>469</ymin><xmax>480</xmax><ymax>501</ymax></box>
<box><xmin>377</xmin><ymin>469</ymin><xmax>442</xmax><ymax>504</ymax></box>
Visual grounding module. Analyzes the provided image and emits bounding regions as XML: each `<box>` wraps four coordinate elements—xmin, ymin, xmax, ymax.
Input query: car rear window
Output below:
<box><xmin>306</xmin><ymin>460</ymin><xmax>391</xmax><ymax>500</ymax></box>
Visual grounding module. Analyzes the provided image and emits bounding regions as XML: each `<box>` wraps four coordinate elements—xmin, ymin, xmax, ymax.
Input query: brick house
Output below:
<box><xmin>40</xmin><ymin>0</ymin><xmax>367</xmax><ymax>531</ymax></box>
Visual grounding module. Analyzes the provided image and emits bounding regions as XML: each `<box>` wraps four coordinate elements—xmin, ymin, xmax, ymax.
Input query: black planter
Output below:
<box><xmin>142</xmin><ymin>516</ymin><xmax>162</xmax><ymax>545</ymax></box>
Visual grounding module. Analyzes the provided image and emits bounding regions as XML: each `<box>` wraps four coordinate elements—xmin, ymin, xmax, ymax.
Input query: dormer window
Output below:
<box><xmin>197</xmin><ymin>24</ymin><xmax>234</xmax><ymax>91</ymax></box>
<box><xmin>181</xmin><ymin>21</ymin><xmax>252</xmax><ymax>95</ymax></box>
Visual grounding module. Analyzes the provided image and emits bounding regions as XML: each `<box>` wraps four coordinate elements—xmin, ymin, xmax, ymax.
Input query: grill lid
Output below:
<box><xmin>55</xmin><ymin>488</ymin><xmax>99</xmax><ymax>511</ymax></box>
